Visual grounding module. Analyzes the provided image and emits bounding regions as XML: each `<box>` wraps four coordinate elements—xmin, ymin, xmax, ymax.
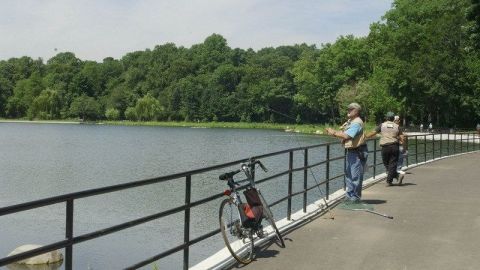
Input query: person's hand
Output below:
<box><xmin>326</xmin><ymin>128</ymin><xmax>335</xmax><ymax>136</ymax></box>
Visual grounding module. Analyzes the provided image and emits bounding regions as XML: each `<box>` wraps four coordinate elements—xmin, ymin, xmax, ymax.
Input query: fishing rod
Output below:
<box><xmin>351</xmin><ymin>209</ymin><xmax>394</xmax><ymax>219</ymax></box>
<box><xmin>267</xmin><ymin>106</ymin><xmax>394</xmax><ymax>220</ymax></box>
<box><xmin>266</xmin><ymin>106</ymin><xmax>335</xmax><ymax>220</ymax></box>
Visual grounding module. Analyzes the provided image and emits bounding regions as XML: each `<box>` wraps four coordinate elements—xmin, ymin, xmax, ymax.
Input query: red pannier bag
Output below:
<box><xmin>243</xmin><ymin>188</ymin><xmax>264</xmax><ymax>222</ymax></box>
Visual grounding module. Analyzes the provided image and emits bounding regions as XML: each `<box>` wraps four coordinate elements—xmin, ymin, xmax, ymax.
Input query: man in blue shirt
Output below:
<box><xmin>326</xmin><ymin>103</ymin><xmax>368</xmax><ymax>203</ymax></box>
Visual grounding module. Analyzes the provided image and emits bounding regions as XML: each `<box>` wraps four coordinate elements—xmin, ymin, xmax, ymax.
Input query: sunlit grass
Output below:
<box><xmin>103</xmin><ymin>120</ymin><xmax>378</xmax><ymax>134</ymax></box>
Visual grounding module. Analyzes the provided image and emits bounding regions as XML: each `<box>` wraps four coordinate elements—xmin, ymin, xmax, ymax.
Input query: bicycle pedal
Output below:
<box><xmin>256</xmin><ymin>230</ymin><xmax>266</xmax><ymax>238</ymax></box>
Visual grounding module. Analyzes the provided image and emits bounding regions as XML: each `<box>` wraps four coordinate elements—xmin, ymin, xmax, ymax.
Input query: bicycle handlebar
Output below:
<box><xmin>219</xmin><ymin>169</ymin><xmax>241</xmax><ymax>180</ymax></box>
<box><xmin>219</xmin><ymin>159</ymin><xmax>268</xmax><ymax>181</ymax></box>
<box><xmin>254</xmin><ymin>160</ymin><xmax>268</xmax><ymax>172</ymax></box>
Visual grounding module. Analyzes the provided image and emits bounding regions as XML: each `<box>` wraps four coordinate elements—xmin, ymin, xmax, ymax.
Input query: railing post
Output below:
<box><xmin>415</xmin><ymin>136</ymin><xmax>418</xmax><ymax>164</ymax></box>
<box><xmin>373</xmin><ymin>140</ymin><xmax>377</xmax><ymax>178</ymax></box>
<box><xmin>343</xmin><ymin>149</ymin><xmax>347</xmax><ymax>191</ymax></box>
<box><xmin>447</xmin><ymin>130</ymin><xmax>450</xmax><ymax>156</ymax></box>
<box><xmin>424</xmin><ymin>135</ymin><xmax>427</xmax><ymax>162</ymax></box>
<box><xmin>183</xmin><ymin>175</ymin><xmax>191</xmax><ymax>270</ymax></box>
<box><xmin>460</xmin><ymin>133</ymin><xmax>463</xmax><ymax>153</ymax></box>
<box><xmin>303</xmin><ymin>148</ymin><xmax>308</xmax><ymax>213</ymax></box>
<box><xmin>467</xmin><ymin>133</ymin><xmax>469</xmax><ymax>151</ymax></box>
<box><xmin>454</xmin><ymin>130</ymin><xmax>457</xmax><ymax>154</ymax></box>
<box><xmin>65</xmin><ymin>199</ymin><xmax>74</xmax><ymax>270</ymax></box>
<box><xmin>287</xmin><ymin>151</ymin><xmax>293</xmax><ymax>221</ymax></box>
<box><xmin>432</xmin><ymin>133</ymin><xmax>435</xmax><ymax>160</ymax></box>
<box><xmin>405</xmin><ymin>136</ymin><xmax>409</xmax><ymax>167</ymax></box>
<box><xmin>325</xmin><ymin>145</ymin><xmax>330</xmax><ymax>200</ymax></box>
<box><xmin>440</xmin><ymin>132</ymin><xmax>443</xmax><ymax>157</ymax></box>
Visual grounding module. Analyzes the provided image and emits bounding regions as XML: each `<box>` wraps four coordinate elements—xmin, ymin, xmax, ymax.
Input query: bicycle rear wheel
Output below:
<box><xmin>219</xmin><ymin>199</ymin><xmax>255</xmax><ymax>264</ymax></box>
<box><xmin>257</xmin><ymin>190</ymin><xmax>285</xmax><ymax>248</ymax></box>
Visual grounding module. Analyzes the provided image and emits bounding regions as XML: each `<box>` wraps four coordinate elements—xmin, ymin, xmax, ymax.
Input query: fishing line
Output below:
<box><xmin>267</xmin><ymin>106</ymin><xmax>395</xmax><ymax>220</ymax></box>
<box><xmin>266</xmin><ymin>106</ymin><xmax>335</xmax><ymax>219</ymax></box>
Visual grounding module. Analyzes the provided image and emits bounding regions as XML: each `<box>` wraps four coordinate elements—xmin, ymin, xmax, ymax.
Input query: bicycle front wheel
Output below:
<box><xmin>219</xmin><ymin>199</ymin><xmax>254</xmax><ymax>264</ymax></box>
<box><xmin>257</xmin><ymin>190</ymin><xmax>285</xmax><ymax>248</ymax></box>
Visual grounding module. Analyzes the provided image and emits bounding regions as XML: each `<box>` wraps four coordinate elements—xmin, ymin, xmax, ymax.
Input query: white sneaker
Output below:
<box><xmin>397</xmin><ymin>170</ymin><xmax>406</xmax><ymax>175</ymax></box>
<box><xmin>397</xmin><ymin>171</ymin><xmax>405</xmax><ymax>185</ymax></box>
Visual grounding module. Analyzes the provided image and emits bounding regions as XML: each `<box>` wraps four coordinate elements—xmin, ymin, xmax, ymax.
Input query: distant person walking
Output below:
<box><xmin>429</xmin><ymin>123</ymin><xmax>433</xmax><ymax>132</ymax></box>
<box><xmin>420</xmin><ymin>123</ymin><xmax>424</xmax><ymax>132</ymax></box>
<box><xmin>367</xmin><ymin>112</ymin><xmax>404</xmax><ymax>186</ymax></box>
<box><xmin>326</xmin><ymin>103</ymin><xmax>368</xmax><ymax>203</ymax></box>
<box><xmin>394</xmin><ymin>115</ymin><xmax>407</xmax><ymax>179</ymax></box>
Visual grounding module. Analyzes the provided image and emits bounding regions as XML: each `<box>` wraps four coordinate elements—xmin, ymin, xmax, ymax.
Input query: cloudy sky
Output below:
<box><xmin>0</xmin><ymin>0</ymin><xmax>393</xmax><ymax>62</ymax></box>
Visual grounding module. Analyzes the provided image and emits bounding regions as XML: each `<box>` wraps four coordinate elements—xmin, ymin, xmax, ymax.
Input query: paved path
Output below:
<box><xmin>239</xmin><ymin>152</ymin><xmax>480</xmax><ymax>270</ymax></box>
<box><xmin>405</xmin><ymin>132</ymin><xmax>480</xmax><ymax>143</ymax></box>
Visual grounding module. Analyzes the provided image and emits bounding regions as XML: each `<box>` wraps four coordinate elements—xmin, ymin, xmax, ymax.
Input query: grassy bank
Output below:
<box><xmin>104</xmin><ymin>120</ymin><xmax>327</xmax><ymax>133</ymax></box>
<box><xmin>1</xmin><ymin>118</ymin><xmax>377</xmax><ymax>135</ymax></box>
<box><xmin>104</xmin><ymin>120</ymin><xmax>377</xmax><ymax>134</ymax></box>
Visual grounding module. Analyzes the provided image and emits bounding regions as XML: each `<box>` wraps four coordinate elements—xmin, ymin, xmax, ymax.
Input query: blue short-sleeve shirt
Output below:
<box><xmin>345</xmin><ymin>122</ymin><xmax>363</xmax><ymax>139</ymax></box>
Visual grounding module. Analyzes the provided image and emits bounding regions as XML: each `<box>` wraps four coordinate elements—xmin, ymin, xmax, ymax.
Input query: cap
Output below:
<box><xmin>347</xmin><ymin>103</ymin><xmax>361</xmax><ymax>111</ymax></box>
<box><xmin>386</xmin><ymin>111</ymin><xmax>395</xmax><ymax>118</ymax></box>
<box><xmin>394</xmin><ymin>115</ymin><xmax>400</xmax><ymax>121</ymax></box>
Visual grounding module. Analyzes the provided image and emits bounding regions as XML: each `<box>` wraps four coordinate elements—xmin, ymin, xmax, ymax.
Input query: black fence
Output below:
<box><xmin>0</xmin><ymin>131</ymin><xmax>479</xmax><ymax>269</ymax></box>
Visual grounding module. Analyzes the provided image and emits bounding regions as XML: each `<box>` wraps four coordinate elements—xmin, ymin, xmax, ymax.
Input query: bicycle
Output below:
<box><xmin>218</xmin><ymin>159</ymin><xmax>285</xmax><ymax>264</ymax></box>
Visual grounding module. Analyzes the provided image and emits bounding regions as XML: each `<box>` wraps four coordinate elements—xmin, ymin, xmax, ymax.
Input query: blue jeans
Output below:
<box><xmin>397</xmin><ymin>145</ymin><xmax>404</xmax><ymax>171</ymax></box>
<box><xmin>345</xmin><ymin>145</ymin><xmax>368</xmax><ymax>201</ymax></box>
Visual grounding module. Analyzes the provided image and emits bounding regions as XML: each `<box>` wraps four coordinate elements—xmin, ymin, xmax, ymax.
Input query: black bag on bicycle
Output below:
<box><xmin>243</xmin><ymin>188</ymin><xmax>263</xmax><ymax>223</ymax></box>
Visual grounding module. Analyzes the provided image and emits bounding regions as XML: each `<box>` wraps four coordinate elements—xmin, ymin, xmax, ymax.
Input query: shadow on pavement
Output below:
<box><xmin>361</xmin><ymin>199</ymin><xmax>387</xmax><ymax>204</ymax></box>
<box><xmin>398</xmin><ymin>183</ymin><xmax>417</xmax><ymax>187</ymax></box>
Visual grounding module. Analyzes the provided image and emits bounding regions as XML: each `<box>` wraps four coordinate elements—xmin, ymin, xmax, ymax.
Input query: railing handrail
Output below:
<box><xmin>1</xmin><ymin>131</ymin><xmax>479</xmax><ymax>269</ymax></box>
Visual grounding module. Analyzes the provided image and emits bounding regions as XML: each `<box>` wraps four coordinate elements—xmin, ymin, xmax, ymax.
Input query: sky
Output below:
<box><xmin>0</xmin><ymin>0</ymin><xmax>393</xmax><ymax>62</ymax></box>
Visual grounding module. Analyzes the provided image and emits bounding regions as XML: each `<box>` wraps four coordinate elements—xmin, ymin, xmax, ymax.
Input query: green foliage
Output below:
<box><xmin>69</xmin><ymin>95</ymin><xmax>102</xmax><ymax>120</ymax></box>
<box><xmin>105</xmin><ymin>108</ymin><xmax>120</xmax><ymax>120</ymax></box>
<box><xmin>124</xmin><ymin>107</ymin><xmax>137</xmax><ymax>121</ymax></box>
<box><xmin>1</xmin><ymin>7</ymin><xmax>479</xmax><ymax>128</ymax></box>
<box><xmin>30</xmin><ymin>89</ymin><xmax>61</xmax><ymax>119</ymax></box>
<box><xmin>135</xmin><ymin>94</ymin><xmax>161</xmax><ymax>121</ymax></box>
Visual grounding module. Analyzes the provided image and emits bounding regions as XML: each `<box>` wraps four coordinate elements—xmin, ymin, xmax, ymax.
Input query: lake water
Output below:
<box><xmin>0</xmin><ymin>123</ymin><xmax>378</xmax><ymax>269</ymax></box>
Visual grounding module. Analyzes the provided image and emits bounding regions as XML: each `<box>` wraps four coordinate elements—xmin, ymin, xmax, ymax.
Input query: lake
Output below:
<box><xmin>0</xmin><ymin>123</ymin><xmax>373</xmax><ymax>269</ymax></box>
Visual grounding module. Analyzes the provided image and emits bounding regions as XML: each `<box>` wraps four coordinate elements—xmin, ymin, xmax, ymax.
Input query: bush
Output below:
<box><xmin>105</xmin><ymin>108</ymin><xmax>120</xmax><ymax>120</ymax></box>
<box><xmin>125</xmin><ymin>107</ymin><xmax>137</xmax><ymax>121</ymax></box>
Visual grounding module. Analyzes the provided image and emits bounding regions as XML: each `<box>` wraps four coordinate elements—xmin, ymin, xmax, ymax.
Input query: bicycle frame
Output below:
<box><xmin>219</xmin><ymin>159</ymin><xmax>285</xmax><ymax>265</ymax></box>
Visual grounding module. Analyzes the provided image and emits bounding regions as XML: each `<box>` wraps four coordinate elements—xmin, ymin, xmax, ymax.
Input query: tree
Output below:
<box><xmin>368</xmin><ymin>0</ymin><xmax>472</xmax><ymax>126</ymax></box>
<box><xmin>124</xmin><ymin>107</ymin><xmax>137</xmax><ymax>121</ymax></box>
<box><xmin>69</xmin><ymin>95</ymin><xmax>102</xmax><ymax>120</ymax></box>
<box><xmin>293</xmin><ymin>36</ymin><xmax>371</xmax><ymax>123</ymax></box>
<box><xmin>5</xmin><ymin>72</ymin><xmax>44</xmax><ymax>117</ymax></box>
<box><xmin>30</xmin><ymin>89</ymin><xmax>61</xmax><ymax>119</ymax></box>
<box><xmin>105</xmin><ymin>108</ymin><xmax>120</xmax><ymax>120</ymax></box>
<box><xmin>135</xmin><ymin>94</ymin><xmax>162</xmax><ymax>121</ymax></box>
<box><xmin>466</xmin><ymin>0</ymin><xmax>480</xmax><ymax>49</ymax></box>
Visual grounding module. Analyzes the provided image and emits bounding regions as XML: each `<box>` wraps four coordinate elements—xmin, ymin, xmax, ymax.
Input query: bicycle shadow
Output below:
<box><xmin>230</xmin><ymin>238</ymin><xmax>284</xmax><ymax>269</ymax></box>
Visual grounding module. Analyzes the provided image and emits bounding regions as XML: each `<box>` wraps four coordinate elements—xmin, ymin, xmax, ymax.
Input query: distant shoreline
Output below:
<box><xmin>0</xmin><ymin>119</ymin><xmax>83</xmax><ymax>125</ymax></box>
<box><xmin>0</xmin><ymin>119</ymin><xmax>337</xmax><ymax>134</ymax></box>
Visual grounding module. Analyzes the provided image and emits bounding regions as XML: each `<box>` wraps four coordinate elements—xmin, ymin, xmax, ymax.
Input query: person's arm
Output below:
<box><xmin>366</xmin><ymin>124</ymin><xmax>381</xmax><ymax>139</ymax></box>
<box><xmin>365</xmin><ymin>130</ymin><xmax>378</xmax><ymax>139</ymax></box>
<box><xmin>325</xmin><ymin>127</ymin><xmax>351</xmax><ymax>140</ymax></box>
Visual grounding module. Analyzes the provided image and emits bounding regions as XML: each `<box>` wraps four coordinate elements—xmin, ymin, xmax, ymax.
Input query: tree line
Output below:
<box><xmin>0</xmin><ymin>0</ymin><xmax>479</xmax><ymax>127</ymax></box>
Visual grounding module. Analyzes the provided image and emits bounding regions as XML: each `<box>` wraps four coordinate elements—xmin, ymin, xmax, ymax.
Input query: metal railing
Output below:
<box><xmin>0</xmin><ymin>131</ymin><xmax>478</xmax><ymax>269</ymax></box>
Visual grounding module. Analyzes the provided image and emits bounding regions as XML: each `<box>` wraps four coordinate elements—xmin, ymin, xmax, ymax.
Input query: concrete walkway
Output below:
<box><xmin>239</xmin><ymin>152</ymin><xmax>480</xmax><ymax>270</ymax></box>
<box><xmin>405</xmin><ymin>132</ymin><xmax>480</xmax><ymax>143</ymax></box>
